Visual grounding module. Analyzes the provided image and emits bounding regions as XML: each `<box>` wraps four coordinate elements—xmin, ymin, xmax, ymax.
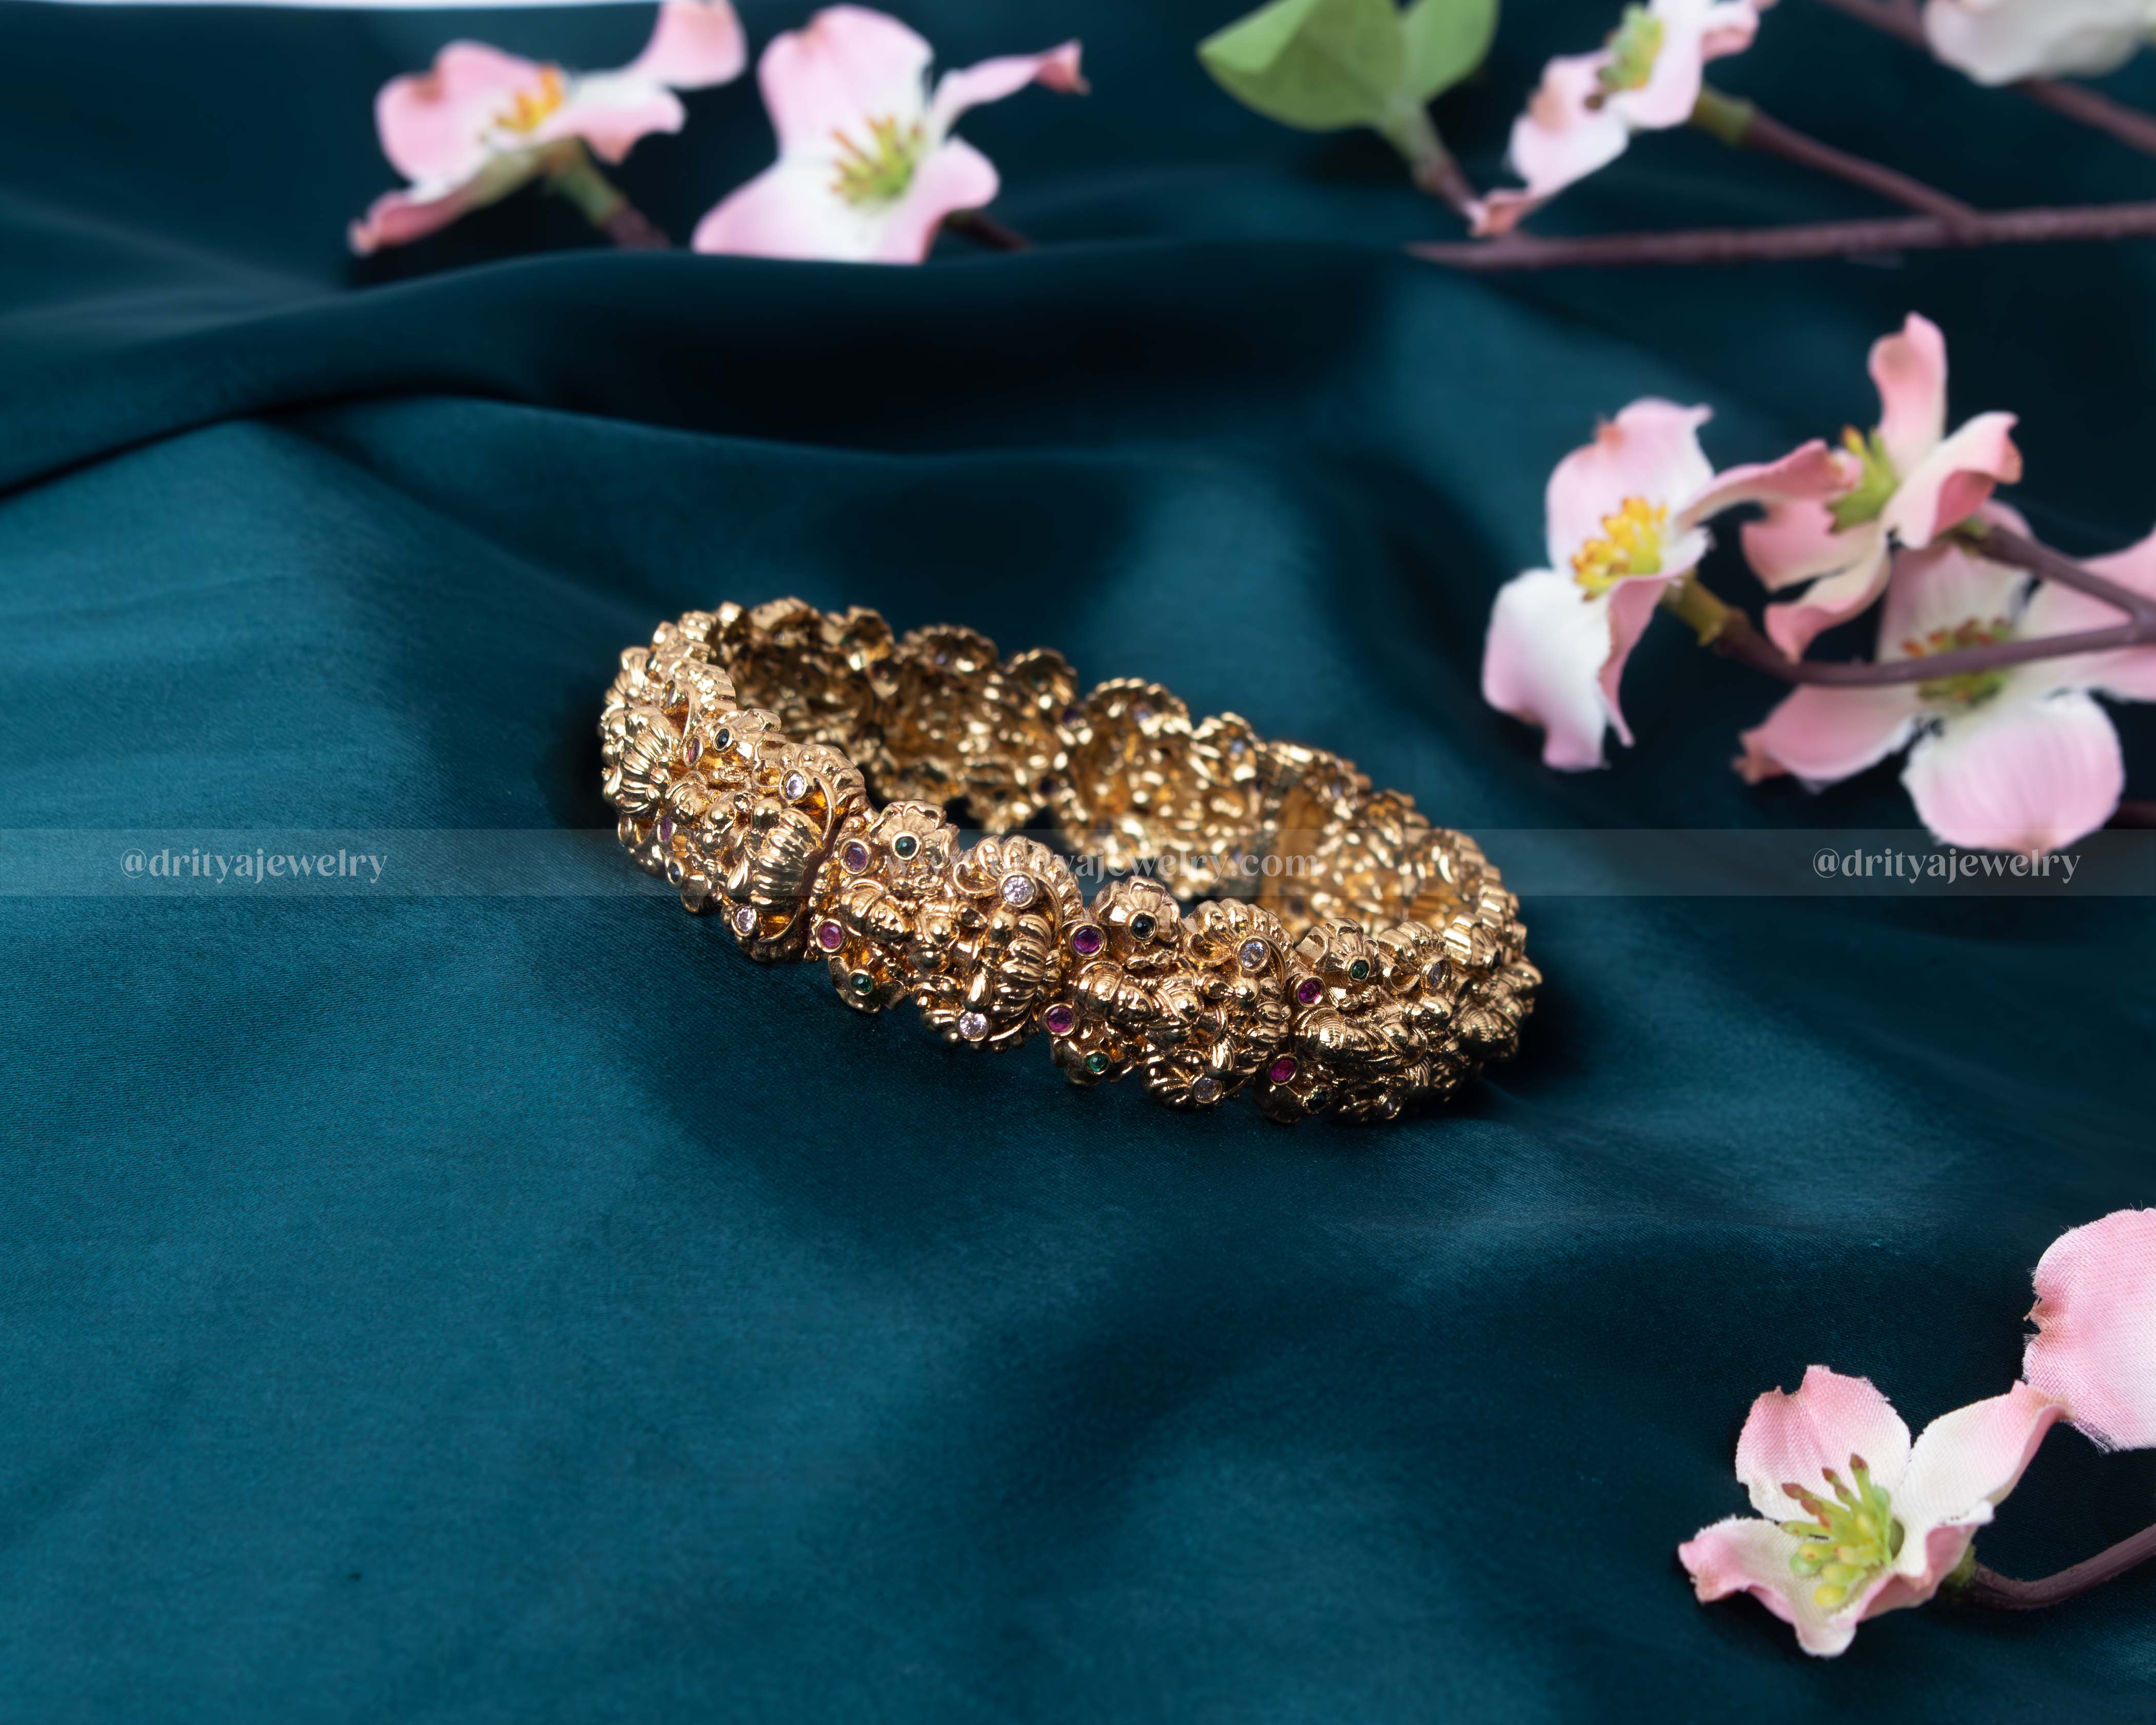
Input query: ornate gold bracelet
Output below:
<box><xmin>599</xmin><ymin>599</ymin><xmax>1538</xmax><ymax>1124</ymax></box>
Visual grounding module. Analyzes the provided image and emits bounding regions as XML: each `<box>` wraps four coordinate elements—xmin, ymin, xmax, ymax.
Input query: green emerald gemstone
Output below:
<box><xmin>1129</xmin><ymin>913</ymin><xmax>1156</xmax><ymax>940</ymax></box>
<box><xmin>849</xmin><ymin>971</ymin><xmax>875</xmax><ymax>995</ymax></box>
<box><xmin>892</xmin><ymin>833</ymin><xmax>919</xmax><ymax>859</ymax></box>
<box><xmin>1084</xmin><ymin>1051</ymin><xmax>1109</xmax><ymax>1075</ymax></box>
<box><xmin>1348</xmin><ymin>959</ymin><xmax>1370</xmax><ymax>982</ymax></box>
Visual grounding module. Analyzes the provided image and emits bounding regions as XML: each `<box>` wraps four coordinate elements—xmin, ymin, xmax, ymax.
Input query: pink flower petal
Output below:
<box><xmin>623</xmin><ymin>0</ymin><xmax>748</xmax><ymax>89</ymax></box>
<box><xmin>693</xmin><ymin>159</ymin><xmax>881</xmax><ymax>260</ymax></box>
<box><xmin>2024</xmin><ymin>1208</ymin><xmax>2156</xmax><ymax>1452</ymax></box>
<box><xmin>533</xmin><ymin>81</ymin><xmax>688</xmax><ymax>164</ymax></box>
<box><xmin>1763</xmin><ymin>531</ymin><xmax>1890</xmax><ymax>657</ymax></box>
<box><xmin>1619</xmin><ymin>9</ymin><xmax>1716</xmax><ymax>131</ymax></box>
<box><xmin>1602</xmin><ymin>573</ymin><xmax>1675</xmax><ymax>750</ymax></box>
<box><xmin>928</xmin><ymin>40</ymin><xmax>1085</xmax><ymax>135</ymax></box>
<box><xmin>1902</xmin><ymin>689</ymin><xmax>2124</xmax><ymax>853</ymax></box>
<box><xmin>757</xmin><ymin>5</ymin><xmax>934</xmax><ymax>159</ymax></box>
<box><xmin>1733</xmin><ymin>1365</ymin><xmax>1912</xmax><ymax>1521</ymax></box>
<box><xmin>869</xmin><ymin>136</ymin><xmax>999</xmax><ymax>262</ymax></box>
<box><xmin>1735</xmin><ymin>683</ymin><xmax>1921</xmax><ymax>786</ymax></box>
<box><xmin>1871</xmin><ymin>313</ymin><xmax>1950</xmax><ymax>476</ymax></box>
<box><xmin>1883</xmin><ymin>411</ymin><xmax>2023</xmax><ymax>550</ymax></box>
<box><xmin>1891</xmin><ymin>1383</ymin><xmax>2064</xmax><ymax>1570</ymax></box>
<box><xmin>1924</xmin><ymin>0</ymin><xmax>2152</xmax><ymax>85</ymax></box>
<box><xmin>1699</xmin><ymin>0</ymin><xmax>1775</xmax><ymax>60</ymax></box>
<box><xmin>1482</xmin><ymin>569</ymin><xmax>1661</xmax><ymax>771</ymax></box>
<box><xmin>1502</xmin><ymin>54</ymin><xmax>1632</xmax><ymax>214</ymax></box>
<box><xmin>375</xmin><ymin>41</ymin><xmax>546</xmax><ymax>188</ymax></box>
<box><xmin>1742</xmin><ymin>494</ymin><xmax>1867</xmax><ymax>593</ymax></box>
<box><xmin>2020</xmin><ymin>527</ymin><xmax>2156</xmax><ymax>701</ymax></box>
<box><xmin>1678</xmin><ymin>1517</ymin><xmax>1865</xmax><ymax>1658</ymax></box>
<box><xmin>1877</xmin><ymin>540</ymin><xmax>2029</xmax><ymax>659</ymax></box>
<box><xmin>347</xmin><ymin>152</ymin><xmax>540</xmax><ymax>255</ymax></box>
<box><xmin>1681</xmin><ymin>438</ymin><xmax>1850</xmax><ymax>533</ymax></box>
<box><xmin>1544</xmin><ymin>400</ymin><xmax>1714</xmax><ymax>571</ymax></box>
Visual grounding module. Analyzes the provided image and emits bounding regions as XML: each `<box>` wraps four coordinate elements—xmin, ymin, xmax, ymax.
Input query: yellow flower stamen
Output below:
<box><xmin>497</xmin><ymin>66</ymin><xmax>569</xmax><ymax>135</ymax></box>
<box><xmin>1571</xmin><ymin>496</ymin><xmax>1670</xmax><ymax>597</ymax></box>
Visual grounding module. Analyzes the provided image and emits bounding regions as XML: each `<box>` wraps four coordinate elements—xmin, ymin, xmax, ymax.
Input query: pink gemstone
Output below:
<box><xmin>817</xmin><ymin>920</ymin><xmax>844</xmax><ymax>951</ymax></box>
<box><xmin>841</xmin><ymin>840</ymin><xmax>871</xmax><ymax>874</ymax></box>
<box><xmin>1295</xmin><ymin>978</ymin><xmax>1322</xmax><ymax>1006</ymax></box>
<box><xmin>1070</xmin><ymin>925</ymin><xmax>1104</xmax><ymax>957</ymax></box>
<box><xmin>657</xmin><ymin>817</ymin><xmax>674</xmax><ymax>845</ymax></box>
<box><xmin>683</xmin><ymin>736</ymin><xmax>702</xmax><ymax>765</ymax></box>
<box><xmin>1044</xmin><ymin>1004</ymin><xmax>1076</xmax><ymax>1035</ymax></box>
<box><xmin>1268</xmin><ymin>1055</ymin><xmax>1298</xmax><ymax>1085</ymax></box>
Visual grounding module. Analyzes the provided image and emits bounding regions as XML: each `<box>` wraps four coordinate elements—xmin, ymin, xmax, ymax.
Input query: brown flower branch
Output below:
<box><xmin>544</xmin><ymin>143</ymin><xmax>670</xmax><ymax>249</ymax></box>
<box><xmin>945</xmin><ymin>209</ymin><xmax>1032</xmax><ymax>251</ymax></box>
<box><xmin>1961</xmin><ymin>1519</ymin><xmax>2156</xmax><ymax>1611</ymax></box>
<box><xmin>1660</xmin><ymin>519</ymin><xmax>2156</xmax><ymax>688</ymax></box>
<box><xmin>1811</xmin><ymin>0</ymin><xmax>2156</xmax><ymax>156</ymax></box>
<box><xmin>1414</xmin><ymin>200</ymin><xmax>2156</xmax><ymax>268</ymax></box>
<box><xmin>1692</xmin><ymin>86</ymin><xmax>1979</xmax><ymax>224</ymax></box>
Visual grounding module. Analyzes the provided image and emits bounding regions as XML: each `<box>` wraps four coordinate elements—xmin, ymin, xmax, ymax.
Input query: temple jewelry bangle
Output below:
<box><xmin>599</xmin><ymin>599</ymin><xmax>1538</xmax><ymax>1124</ymax></box>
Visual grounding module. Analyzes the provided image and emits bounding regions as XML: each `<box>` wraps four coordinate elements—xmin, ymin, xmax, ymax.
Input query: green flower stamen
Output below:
<box><xmin>1598</xmin><ymin>6</ymin><xmax>1667</xmax><ymax>96</ymax></box>
<box><xmin>1780</xmin><ymin>1456</ymin><xmax>1904</xmax><ymax>1612</ymax></box>
<box><xmin>1830</xmin><ymin>426</ymin><xmax>1901</xmax><ymax>532</ymax></box>
<box><xmin>1904</xmin><ymin>616</ymin><xmax>2015</xmax><ymax>708</ymax></box>
<box><xmin>831</xmin><ymin>116</ymin><xmax>925</xmax><ymax>206</ymax></box>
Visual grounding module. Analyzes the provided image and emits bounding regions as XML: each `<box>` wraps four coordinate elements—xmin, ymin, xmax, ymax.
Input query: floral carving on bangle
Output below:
<box><xmin>1057</xmin><ymin>681</ymin><xmax>1264</xmax><ymax>892</ymax></box>
<box><xmin>1371</xmin><ymin>919</ymin><xmax>1467</xmax><ymax>1103</ymax></box>
<box><xmin>913</xmin><ymin>835</ymin><xmax>1084</xmax><ymax>1050</ymax></box>
<box><xmin>1252</xmin><ymin>740</ymin><xmax>1373</xmax><ymax>927</ymax></box>
<box><xmin>713</xmin><ymin>598</ymin><xmax>897</xmax><ymax>777</ymax></box>
<box><xmin>1259</xmin><ymin>917</ymin><xmax>1418</xmax><ymax>1123</ymax></box>
<box><xmin>878</xmin><ymin>625</ymin><xmax>1001</xmax><ymax>807</ymax></box>
<box><xmin>1045</xmin><ymin>877</ymin><xmax>1190</xmax><ymax>1087</ymax></box>
<box><xmin>1299</xmin><ymin>786</ymin><xmax>1433</xmax><ymax>931</ymax></box>
<box><xmin>808</xmin><ymin>799</ymin><xmax>961</xmax><ymax>1012</ymax></box>
<box><xmin>717</xmin><ymin>738</ymin><xmax>868</xmax><ymax>962</ymax></box>
<box><xmin>969</xmin><ymin>646</ymin><xmax>1080</xmax><ymax>834</ymax></box>
<box><xmin>1142</xmin><ymin>898</ymin><xmax>1295</xmax><ymax>1108</ymax></box>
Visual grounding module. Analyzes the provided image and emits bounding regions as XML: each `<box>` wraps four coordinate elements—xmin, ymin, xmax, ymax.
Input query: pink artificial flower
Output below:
<box><xmin>692</xmin><ymin>6</ymin><xmax>1084</xmax><ymax>264</ymax></box>
<box><xmin>1738</xmin><ymin>530</ymin><xmax>2156</xmax><ymax>851</ymax></box>
<box><xmin>1747</xmin><ymin>314</ymin><xmax>2023</xmax><ymax>658</ymax></box>
<box><xmin>350</xmin><ymin>1</ymin><xmax>747</xmax><ymax>254</ymax></box>
<box><xmin>1473</xmin><ymin>0</ymin><xmax>1773</xmax><ymax>238</ymax></box>
<box><xmin>1925</xmin><ymin>0</ymin><xmax>2156</xmax><ymax>86</ymax></box>
<box><xmin>1680</xmin><ymin>1367</ymin><xmax>2062</xmax><ymax>1657</ymax></box>
<box><xmin>1482</xmin><ymin>400</ymin><xmax>1843</xmax><ymax>770</ymax></box>
<box><xmin>2023</xmin><ymin>1209</ymin><xmax>2156</xmax><ymax>1452</ymax></box>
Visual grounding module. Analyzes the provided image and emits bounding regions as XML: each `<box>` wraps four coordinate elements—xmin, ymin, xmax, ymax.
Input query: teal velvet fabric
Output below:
<box><xmin>3</xmin><ymin>2</ymin><xmax>2151</xmax><ymax>1718</ymax></box>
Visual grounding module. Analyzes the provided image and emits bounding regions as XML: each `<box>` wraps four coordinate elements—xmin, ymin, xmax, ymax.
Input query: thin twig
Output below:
<box><xmin>944</xmin><ymin>209</ymin><xmax>1031</xmax><ymax>252</ymax></box>
<box><xmin>1962</xmin><ymin>520</ymin><xmax>2156</xmax><ymax>623</ymax></box>
<box><xmin>1812</xmin><ymin>0</ymin><xmax>2156</xmax><ymax>156</ymax></box>
<box><xmin>1960</xmin><ymin>1520</ymin><xmax>2156</xmax><ymax>1611</ymax></box>
<box><xmin>1662</xmin><ymin>527</ymin><xmax>2156</xmax><ymax>687</ymax></box>
<box><xmin>600</xmin><ymin>206</ymin><xmax>671</xmax><ymax>250</ymax></box>
<box><xmin>1414</xmin><ymin>201</ymin><xmax>2156</xmax><ymax>268</ymax></box>
<box><xmin>1694</xmin><ymin>87</ymin><xmax>1978</xmax><ymax>224</ymax></box>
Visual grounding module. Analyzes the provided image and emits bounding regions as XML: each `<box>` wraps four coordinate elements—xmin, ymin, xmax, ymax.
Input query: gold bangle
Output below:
<box><xmin>599</xmin><ymin>599</ymin><xmax>1538</xmax><ymax>1124</ymax></box>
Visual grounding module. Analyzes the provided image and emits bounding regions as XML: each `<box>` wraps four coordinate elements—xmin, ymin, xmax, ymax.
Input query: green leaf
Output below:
<box><xmin>1400</xmin><ymin>0</ymin><xmax>1498</xmax><ymax>101</ymax></box>
<box><xmin>1197</xmin><ymin>0</ymin><xmax>1409</xmax><ymax>133</ymax></box>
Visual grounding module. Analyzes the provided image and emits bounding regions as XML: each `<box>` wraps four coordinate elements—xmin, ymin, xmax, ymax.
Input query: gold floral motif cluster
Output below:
<box><xmin>600</xmin><ymin>599</ymin><xmax>1538</xmax><ymax>1123</ymax></box>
